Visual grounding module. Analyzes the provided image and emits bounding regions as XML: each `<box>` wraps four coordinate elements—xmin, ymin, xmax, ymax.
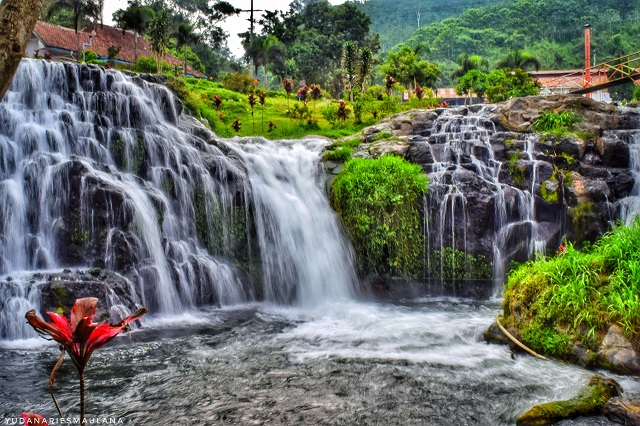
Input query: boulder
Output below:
<box><xmin>604</xmin><ymin>397</ymin><xmax>640</xmax><ymax>426</ymax></box>
<box><xmin>516</xmin><ymin>376</ymin><xmax>622</xmax><ymax>426</ymax></box>
<box><xmin>596</xmin><ymin>325</ymin><xmax>640</xmax><ymax>374</ymax></box>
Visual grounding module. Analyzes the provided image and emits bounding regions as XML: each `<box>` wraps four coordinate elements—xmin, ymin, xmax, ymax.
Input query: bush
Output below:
<box><xmin>534</xmin><ymin>110</ymin><xmax>581</xmax><ymax>133</ymax></box>
<box><xmin>222</xmin><ymin>73</ymin><xmax>258</xmax><ymax>94</ymax></box>
<box><xmin>503</xmin><ymin>218</ymin><xmax>640</xmax><ymax>358</ymax></box>
<box><xmin>134</xmin><ymin>56</ymin><xmax>171</xmax><ymax>73</ymax></box>
<box><xmin>330</xmin><ymin>156</ymin><xmax>428</xmax><ymax>277</ymax></box>
<box><xmin>323</xmin><ymin>147</ymin><xmax>352</xmax><ymax>162</ymax></box>
<box><xmin>83</xmin><ymin>49</ymin><xmax>98</xmax><ymax>63</ymax></box>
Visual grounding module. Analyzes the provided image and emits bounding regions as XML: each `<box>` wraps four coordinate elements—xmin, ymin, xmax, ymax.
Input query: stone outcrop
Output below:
<box><xmin>516</xmin><ymin>376</ymin><xmax>622</xmax><ymax>426</ymax></box>
<box><xmin>326</xmin><ymin>96</ymin><xmax>639</xmax><ymax>283</ymax></box>
<box><xmin>596</xmin><ymin>325</ymin><xmax>640</xmax><ymax>374</ymax></box>
<box><xmin>605</xmin><ymin>397</ymin><xmax>640</xmax><ymax>425</ymax></box>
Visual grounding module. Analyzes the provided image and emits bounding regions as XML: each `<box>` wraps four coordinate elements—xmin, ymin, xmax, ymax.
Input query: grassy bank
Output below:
<box><xmin>167</xmin><ymin>77</ymin><xmax>437</xmax><ymax>140</ymax></box>
<box><xmin>502</xmin><ymin>218</ymin><xmax>640</xmax><ymax>358</ymax></box>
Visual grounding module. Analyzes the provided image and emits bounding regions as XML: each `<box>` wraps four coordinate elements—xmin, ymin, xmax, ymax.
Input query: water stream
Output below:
<box><xmin>1</xmin><ymin>299</ymin><xmax>635</xmax><ymax>425</ymax></box>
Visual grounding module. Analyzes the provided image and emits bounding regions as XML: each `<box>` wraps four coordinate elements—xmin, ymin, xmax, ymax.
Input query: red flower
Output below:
<box><xmin>26</xmin><ymin>298</ymin><xmax>147</xmax><ymax>372</ymax></box>
<box><xmin>21</xmin><ymin>413</ymin><xmax>48</xmax><ymax>425</ymax></box>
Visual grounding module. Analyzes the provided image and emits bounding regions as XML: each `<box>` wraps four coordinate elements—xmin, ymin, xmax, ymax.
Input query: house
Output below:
<box><xmin>27</xmin><ymin>21</ymin><xmax>205</xmax><ymax>78</ymax></box>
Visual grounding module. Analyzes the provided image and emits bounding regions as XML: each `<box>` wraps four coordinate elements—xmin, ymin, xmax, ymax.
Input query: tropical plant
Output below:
<box><xmin>174</xmin><ymin>22</ymin><xmax>200</xmax><ymax>75</ymax></box>
<box><xmin>112</xmin><ymin>0</ymin><xmax>154</xmax><ymax>62</ymax></box>
<box><xmin>258</xmin><ymin>91</ymin><xmax>267</xmax><ymax>130</ymax></box>
<box><xmin>337</xmin><ymin>100</ymin><xmax>350</xmax><ymax>121</ymax></box>
<box><xmin>342</xmin><ymin>41</ymin><xmax>360</xmax><ymax>101</ymax></box>
<box><xmin>380</xmin><ymin>44</ymin><xmax>441</xmax><ymax>89</ymax></box>
<box><xmin>384</xmin><ymin>74</ymin><xmax>396</xmax><ymax>97</ymax></box>
<box><xmin>247</xmin><ymin>92</ymin><xmax>257</xmax><ymax>131</ymax></box>
<box><xmin>534</xmin><ymin>110</ymin><xmax>581</xmax><ymax>132</ymax></box>
<box><xmin>282</xmin><ymin>78</ymin><xmax>294</xmax><ymax>106</ymax></box>
<box><xmin>455</xmin><ymin>69</ymin><xmax>489</xmax><ymax>103</ymax></box>
<box><xmin>230</xmin><ymin>118</ymin><xmax>242</xmax><ymax>132</ymax></box>
<box><xmin>496</xmin><ymin>49</ymin><xmax>541</xmax><ymax>72</ymax></box>
<box><xmin>213</xmin><ymin>94</ymin><xmax>223</xmax><ymax>110</ymax></box>
<box><xmin>451</xmin><ymin>53</ymin><xmax>489</xmax><ymax>80</ymax></box>
<box><xmin>310</xmin><ymin>83</ymin><xmax>322</xmax><ymax>110</ymax></box>
<box><xmin>44</xmin><ymin>0</ymin><xmax>100</xmax><ymax>56</ymax></box>
<box><xmin>148</xmin><ymin>10</ymin><xmax>170</xmax><ymax>73</ymax></box>
<box><xmin>25</xmin><ymin>298</ymin><xmax>147</xmax><ymax>423</ymax></box>
<box><xmin>358</xmin><ymin>46</ymin><xmax>375</xmax><ymax>93</ymax></box>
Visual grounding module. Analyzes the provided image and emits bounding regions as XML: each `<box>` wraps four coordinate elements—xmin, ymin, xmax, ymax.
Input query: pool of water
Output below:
<box><xmin>1</xmin><ymin>300</ymin><xmax>637</xmax><ymax>425</ymax></box>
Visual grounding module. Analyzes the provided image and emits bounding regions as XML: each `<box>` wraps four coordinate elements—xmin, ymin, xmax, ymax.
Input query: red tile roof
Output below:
<box><xmin>33</xmin><ymin>21</ymin><xmax>204</xmax><ymax>77</ymax></box>
<box><xmin>34</xmin><ymin>21</ymin><xmax>91</xmax><ymax>53</ymax></box>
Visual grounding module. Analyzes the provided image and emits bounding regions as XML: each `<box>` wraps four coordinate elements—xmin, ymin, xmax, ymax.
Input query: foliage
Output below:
<box><xmin>107</xmin><ymin>45</ymin><xmax>121</xmax><ymax>61</ymax></box>
<box><xmin>507</xmin><ymin>153</ymin><xmax>525</xmax><ymax>187</ymax></box>
<box><xmin>342</xmin><ymin>41</ymin><xmax>360</xmax><ymax>101</ymax></box>
<box><xmin>503</xmin><ymin>218</ymin><xmax>640</xmax><ymax>359</ymax></box>
<box><xmin>222</xmin><ymin>73</ymin><xmax>258</xmax><ymax>94</ymax></box>
<box><xmin>534</xmin><ymin>110</ymin><xmax>581</xmax><ymax>132</ymax></box>
<box><xmin>43</xmin><ymin>0</ymin><xmax>100</xmax><ymax>35</ymax></box>
<box><xmin>148</xmin><ymin>10</ymin><xmax>170</xmax><ymax>72</ymax></box>
<box><xmin>330</xmin><ymin>156</ymin><xmax>428</xmax><ymax>277</ymax></box>
<box><xmin>427</xmin><ymin>247</ymin><xmax>493</xmax><ymax>280</ymax></box>
<box><xmin>380</xmin><ymin>44</ymin><xmax>442</xmax><ymax>89</ymax></box>
<box><xmin>455</xmin><ymin>69</ymin><xmax>489</xmax><ymax>99</ymax></box>
<box><xmin>134</xmin><ymin>55</ymin><xmax>169</xmax><ymax>73</ymax></box>
<box><xmin>83</xmin><ymin>49</ymin><xmax>98</xmax><ymax>63</ymax></box>
<box><xmin>484</xmin><ymin>68</ymin><xmax>541</xmax><ymax>103</ymax></box>
<box><xmin>323</xmin><ymin>146</ymin><xmax>352</xmax><ymax>162</ymax></box>
<box><xmin>337</xmin><ymin>100</ymin><xmax>350</xmax><ymax>121</ymax></box>
<box><xmin>496</xmin><ymin>49</ymin><xmax>541</xmax><ymax>71</ymax></box>
<box><xmin>451</xmin><ymin>53</ymin><xmax>489</xmax><ymax>80</ymax></box>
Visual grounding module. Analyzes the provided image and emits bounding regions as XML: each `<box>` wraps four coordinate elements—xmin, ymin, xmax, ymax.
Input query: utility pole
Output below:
<box><xmin>240</xmin><ymin>0</ymin><xmax>263</xmax><ymax>77</ymax></box>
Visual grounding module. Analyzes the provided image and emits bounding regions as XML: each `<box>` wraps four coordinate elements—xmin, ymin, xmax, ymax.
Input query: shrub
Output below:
<box><xmin>222</xmin><ymin>73</ymin><xmax>258</xmax><ymax>93</ymax></box>
<box><xmin>323</xmin><ymin>147</ymin><xmax>352</xmax><ymax>162</ymax></box>
<box><xmin>534</xmin><ymin>110</ymin><xmax>581</xmax><ymax>133</ymax></box>
<box><xmin>330</xmin><ymin>156</ymin><xmax>428</xmax><ymax>277</ymax></box>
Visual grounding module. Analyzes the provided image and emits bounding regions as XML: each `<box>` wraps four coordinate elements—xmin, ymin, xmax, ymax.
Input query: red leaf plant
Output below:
<box><xmin>25</xmin><ymin>297</ymin><xmax>147</xmax><ymax>423</ymax></box>
<box><xmin>21</xmin><ymin>413</ymin><xmax>48</xmax><ymax>425</ymax></box>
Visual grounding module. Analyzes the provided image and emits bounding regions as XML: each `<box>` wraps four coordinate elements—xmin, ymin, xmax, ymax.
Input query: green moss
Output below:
<box><xmin>571</xmin><ymin>201</ymin><xmax>594</xmax><ymax>240</ymax></box>
<box><xmin>110</xmin><ymin>139</ymin><xmax>125</xmax><ymax>169</ymax></box>
<box><xmin>330</xmin><ymin>155</ymin><xmax>428</xmax><ymax>277</ymax></box>
<box><xmin>540</xmin><ymin>177</ymin><xmax>559</xmax><ymax>203</ymax></box>
<box><xmin>507</xmin><ymin>152</ymin><xmax>525</xmax><ymax>187</ymax></box>
<box><xmin>323</xmin><ymin>147</ymin><xmax>352</xmax><ymax>162</ymax></box>
<box><xmin>52</xmin><ymin>285</ymin><xmax>68</xmax><ymax>313</ymax></box>
<box><xmin>427</xmin><ymin>247</ymin><xmax>492</xmax><ymax>280</ymax></box>
<box><xmin>516</xmin><ymin>376</ymin><xmax>620</xmax><ymax>426</ymax></box>
<box><xmin>88</xmin><ymin>268</ymin><xmax>102</xmax><ymax>277</ymax></box>
<box><xmin>371</xmin><ymin>131</ymin><xmax>393</xmax><ymax>141</ymax></box>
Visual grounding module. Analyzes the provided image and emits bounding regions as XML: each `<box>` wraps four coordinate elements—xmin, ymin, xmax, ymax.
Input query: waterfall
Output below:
<box><xmin>619</xmin><ymin>132</ymin><xmax>640</xmax><ymax>224</ymax></box>
<box><xmin>419</xmin><ymin>108</ymin><xmax>549</xmax><ymax>290</ymax></box>
<box><xmin>0</xmin><ymin>60</ymin><xmax>357</xmax><ymax>333</ymax></box>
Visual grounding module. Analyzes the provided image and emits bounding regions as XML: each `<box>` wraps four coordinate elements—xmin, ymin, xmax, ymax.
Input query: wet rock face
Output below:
<box><xmin>604</xmin><ymin>397</ymin><xmax>640</xmax><ymax>425</ymax></box>
<box><xmin>596</xmin><ymin>325</ymin><xmax>640</xmax><ymax>374</ymax></box>
<box><xmin>345</xmin><ymin>97</ymin><xmax>639</xmax><ymax>276</ymax></box>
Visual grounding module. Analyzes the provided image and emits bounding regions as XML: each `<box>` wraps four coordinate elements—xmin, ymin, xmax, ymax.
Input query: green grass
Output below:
<box><xmin>503</xmin><ymin>218</ymin><xmax>640</xmax><ymax>357</ymax></box>
<box><xmin>534</xmin><ymin>110</ymin><xmax>582</xmax><ymax>140</ymax></box>
<box><xmin>169</xmin><ymin>78</ymin><xmax>436</xmax><ymax>140</ymax></box>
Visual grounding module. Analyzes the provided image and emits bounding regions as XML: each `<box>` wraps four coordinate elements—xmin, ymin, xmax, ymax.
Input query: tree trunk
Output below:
<box><xmin>0</xmin><ymin>0</ymin><xmax>46</xmax><ymax>101</ymax></box>
<box><xmin>134</xmin><ymin>32</ymin><xmax>138</xmax><ymax>63</ymax></box>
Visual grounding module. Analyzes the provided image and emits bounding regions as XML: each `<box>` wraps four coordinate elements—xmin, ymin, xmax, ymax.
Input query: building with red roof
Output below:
<box><xmin>26</xmin><ymin>21</ymin><xmax>205</xmax><ymax>78</ymax></box>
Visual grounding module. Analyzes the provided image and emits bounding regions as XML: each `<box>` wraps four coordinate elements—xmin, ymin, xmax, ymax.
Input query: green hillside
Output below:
<box><xmin>354</xmin><ymin>0</ymin><xmax>502</xmax><ymax>51</ymax></box>
<box><xmin>385</xmin><ymin>0</ymin><xmax>640</xmax><ymax>87</ymax></box>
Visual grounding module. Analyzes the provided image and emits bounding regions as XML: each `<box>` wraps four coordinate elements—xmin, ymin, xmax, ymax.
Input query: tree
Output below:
<box><xmin>174</xmin><ymin>23</ymin><xmax>200</xmax><ymax>75</ymax></box>
<box><xmin>380</xmin><ymin>44</ymin><xmax>441</xmax><ymax>90</ymax></box>
<box><xmin>341</xmin><ymin>41</ymin><xmax>359</xmax><ymax>101</ymax></box>
<box><xmin>455</xmin><ymin>69</ymin><xmax>489</xmax><ymax>103</ymax></box>
<box><xmin>484</xmin><ymin>68</ymin><xmax>540</xmax><ymax>103</ymax></box>
<box><xmin>148</xmin><ymin>10</ymin><xmax>170</xmax><ymax>73</ymax></box>
<box><xmin>357</xmin><ymin>46</ymin><xmax>375</xmax><ymax>93</ymax></box>
<box><xmin>44</xmin><ymin>0</ymin><xmax>100</xmax><ymax>57</ymax></box>
<box><xmin>451</xmin><ymin>53</ymin><xmax>489</xmax><ymax>80</ymax></box>
<box><xmin>0</xmin><ymin>0</ymin><xmax>47</xmax><ymax>101</ymax></box>
<box><xmin>113</xmin><ymin>0</ymin><xmax>155</xmax><ymax>63</ymax></box>
<box><xmin>496</xmin><ymin>49</ymin><xmax>541</xmax><ymax>72</ymax></box>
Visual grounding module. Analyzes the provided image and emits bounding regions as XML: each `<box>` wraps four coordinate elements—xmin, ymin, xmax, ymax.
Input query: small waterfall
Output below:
<box><xmin>420</xmin><ymin>108</ymin><xmax>551</xmax><ymax>290</ymax></box>
<box><xmin>619</xmin><ymin>132</ymin><xmax>640</xmax><ymax>224</ymax></box>
<box><xmin>0</xmin><ymin>60</ymin><xmax>357</xmax><ymax>334</ymax></box>
<box><xmin>224</xmin><ymin>138</ymin><xmax>357</xmax><ymax>305</ymax></box>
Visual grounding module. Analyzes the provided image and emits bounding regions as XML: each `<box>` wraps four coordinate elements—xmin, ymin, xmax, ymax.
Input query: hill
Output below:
<box><xmin>392</xmin><ymin>0</ymin><xmax>640</xmax><ymax>87</ymax></box>
<box><xmin>354</xmin><ymin>0</ymin><xmax>502</xmax><ymax>52</ymax></box>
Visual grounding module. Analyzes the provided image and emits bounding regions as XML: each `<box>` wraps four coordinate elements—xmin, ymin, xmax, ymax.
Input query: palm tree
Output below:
<box><xmin>496</xmin><ymin>49</ymin><xmax>541</xmax><ymax>72</ymax></box>
<box><xmin>44</xmin><ymin>0</ymin><xmax>100</xmax><ymax>59</ymax></box>
<box><xmin>451</xmin><ymin>53</ymin><xmax>489</xmax><ymax>80</ymax></box>
<box><xmin>174</xmin><ymin>23</ymin><xmax>200</xmax><ymax>75</ymax></box>
<box><xmin>113</xmin><ymin>0</ymin><xmax>155</xmax><ymax>63</ymax></box>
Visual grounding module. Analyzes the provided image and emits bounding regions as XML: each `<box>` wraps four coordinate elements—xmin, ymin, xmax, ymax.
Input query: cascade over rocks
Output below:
<box><xmin>327</xmin><ymin>95</ymin><xmax>640</xmax><ymax>291</ymax></box>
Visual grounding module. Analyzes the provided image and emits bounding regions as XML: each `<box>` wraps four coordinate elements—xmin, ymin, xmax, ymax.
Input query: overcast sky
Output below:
<box><xmin>103</xmin><ymin>1</ymin><xmax>345</xmax><ymax>58</ymax></box>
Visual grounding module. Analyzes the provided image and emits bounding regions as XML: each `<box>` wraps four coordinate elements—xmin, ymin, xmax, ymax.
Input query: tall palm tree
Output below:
<box><xmin>113</xmin><ymin>0</ymin><xmax>155</xmax><ymax>63</ymax></box>
<box><xmin>451</xmin><ymin>53</ymin><xmax>489</xmax><ymax>80</ymax></box>
<box><xmin>496</xmin><ymin>49</ymin><xmax>541</xmax><ymax>72</ymax></box>
<box><xmin>174</xmin><ymin>23</ymin><xmax>200</xmax><ymax>75</ymax></box>
<box><xmin>44</xmin><ymin>0</ymin><xmax>100</xmax><ymax>59</ymax></box>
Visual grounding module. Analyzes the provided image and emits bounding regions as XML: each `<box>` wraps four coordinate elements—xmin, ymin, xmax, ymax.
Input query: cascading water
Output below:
<box><xmin>0</xmin><ymin>59</ymin><xmax>357</xmax><ymax>337</ymax></box>
<box><xmin>619</xmin><ymin>131</ymin><xmax>640</xmax><ymax>224</ymax></box>
<box><xmin>420</xmin><ymin>108</ymin><xmax>548</xmax><ymax>291</ymax></box>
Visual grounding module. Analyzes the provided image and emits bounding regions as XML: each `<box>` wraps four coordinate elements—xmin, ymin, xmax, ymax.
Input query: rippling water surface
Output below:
<box><xmin>1</xmin><ymin>300</ymin><xmax>636</xmax><ymax>425</ymax></box>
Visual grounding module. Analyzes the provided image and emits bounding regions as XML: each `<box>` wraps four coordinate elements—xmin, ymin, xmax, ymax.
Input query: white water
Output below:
<box><xmin>619</xmin><ymin>132</ymin><xmax>640</xmax><ymax>224</ymax></box>
<box><xmin>0</xmin><ymin>60</ymin><xmax>358</xmax><ymax>333</ymax></box>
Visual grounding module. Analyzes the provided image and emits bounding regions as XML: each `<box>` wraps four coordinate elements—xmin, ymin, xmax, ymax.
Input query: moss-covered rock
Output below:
<box><xmin>516</xmin><ymin>376</ymin><xmax>622</xmax><ymax>426</ymax></box>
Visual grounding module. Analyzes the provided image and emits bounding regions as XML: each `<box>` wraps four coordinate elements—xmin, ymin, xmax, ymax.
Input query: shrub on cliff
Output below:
<box><xmin>502</xmin><ymin>218</ymin><xmax>640</xmax><ymax>358</ymax></box>
<box><xmin>330</xmin><ymin>155</ymin><xmax>428</xmax><ymax>277</ymax></box>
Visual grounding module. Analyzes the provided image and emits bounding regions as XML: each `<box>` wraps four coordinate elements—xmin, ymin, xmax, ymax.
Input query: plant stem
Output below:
<box><xmin>49</xmin><ymin>347</ymin><xmax>65</xmax><ymax>417</ymax></box>
<box><xmin>79</xmin><ymin>371</ymin><xmax>85</xmax><ymax>423</ymax></box>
